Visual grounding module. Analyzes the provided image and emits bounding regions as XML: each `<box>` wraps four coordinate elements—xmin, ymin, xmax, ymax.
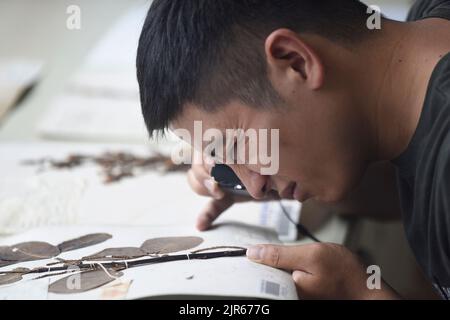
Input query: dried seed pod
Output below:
<box><xmin>83</xmin><ymin>247</ymin><xmax>146</xmax><ymax>261</ymax></box>
<box><xmin>48</xmin><ymin>269</ymin><xmax>123</xmax><ymax>294</ymax></box>
<box><xmin>57</xmin><ymin>233</ymin><xmax>112</xmax><ymax>253</ymax></box>
<box><xmin>140</xmin><ymin>236</ymin><xmax>204</xmax><ymax>254</ymax></box>
<box><xmin>0</xmin><ymin>242</ymin><xmax>60</xmax><ymax>262</ymax></box>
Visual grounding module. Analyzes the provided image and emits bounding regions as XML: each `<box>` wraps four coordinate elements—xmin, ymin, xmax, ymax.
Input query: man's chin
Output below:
<box><xmin>293</xmin><ymin>186</ymin><xmax>313</xmax><ymax>203</ymax></box>
<box><xmin>292</xmin><ymin>183</ymin><xmax>347</xmax><ymax>203</ymax></box>
<box><xmin>296</xmin><ymin>186</ymin><xmax>344</xmax><ymax>203</ymax></box>
<box><xmin>315</xmin><ymin>190</ymin><xmax>348</xmax><ymax>204</ymax></box>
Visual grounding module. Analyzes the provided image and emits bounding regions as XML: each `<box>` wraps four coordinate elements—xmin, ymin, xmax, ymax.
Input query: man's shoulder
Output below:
<box><xmin>428</xmin><ymin>52</ymin><xmax>450</xmax><ymax>102</ymax></box>
<box><xmin>435</xmin><ymin>128</ymin><xmax>450</xmax><ymax>202</ymax></box>
<box><xmin>430</xmin><ymin>54</ymin><xmax>450</xmax><ymax>173</ymax></box>
<box><xmin>408</xmin><ymin>0</ymin><xmax>450</xmax><ymax>22</ymax></box>
<box><xmin>419</xmin><ymin>52</ymin><xmax>450</xmax><ymax>208</ymax></box>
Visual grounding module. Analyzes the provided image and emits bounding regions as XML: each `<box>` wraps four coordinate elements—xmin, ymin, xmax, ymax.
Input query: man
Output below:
<box><xmin>137</xmin><ymin>0</ymin><xmax>450</xmax><ymax>299</ymax></box>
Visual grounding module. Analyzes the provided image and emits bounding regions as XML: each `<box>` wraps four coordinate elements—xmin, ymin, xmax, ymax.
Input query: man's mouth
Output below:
<box><xmin>279</xmin><ymin>182</ymin><xmax>296</xmax><ymax>199</ymax></box>
<box><xmin>293</xmin><ymin>183</ymin><xmax>301</xmax><ymax>201</ymax></box>
<box><xmin>278</xmin><ymin>181</ymin><xmax>313</xmax><ymax>202</ymax></box>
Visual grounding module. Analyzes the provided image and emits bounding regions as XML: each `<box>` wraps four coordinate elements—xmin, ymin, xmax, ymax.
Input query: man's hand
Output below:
<box><xmin>247</xmin><ymin>243</ymin><xmax>400</xmax><ymax>300</ymax></box>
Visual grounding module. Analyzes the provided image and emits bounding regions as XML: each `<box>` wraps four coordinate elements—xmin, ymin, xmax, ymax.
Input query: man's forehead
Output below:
<box><xmin>171</xmin><ymin>103</ymin><xmax>245</xmax><ymax>131</ymax></box>
<box><xmin>170</xmin><ymin>114</ymin><xmax>229</xmax><ymax>133</ymax></box>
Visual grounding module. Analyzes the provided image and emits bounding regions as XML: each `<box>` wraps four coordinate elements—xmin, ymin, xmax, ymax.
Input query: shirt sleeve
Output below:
<box><xmin>407</xmin><ymin>0</ymin><xmax>450</xmax><ymax>21</ymax></box>
<box><xmin>431</xmin><ymin>132</ymin><xmax>450</xmax><ymax>287</ymax></box>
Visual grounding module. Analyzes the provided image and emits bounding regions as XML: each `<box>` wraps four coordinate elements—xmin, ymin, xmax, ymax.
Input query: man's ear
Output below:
<box><xmin>265</xmin><ymin>29</ymin><xmax>324</xmax><ymax>90</ymax></box>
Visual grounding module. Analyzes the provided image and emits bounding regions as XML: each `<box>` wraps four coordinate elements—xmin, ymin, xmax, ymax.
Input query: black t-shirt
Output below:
<box><xmin>393</xmin><ymin>0</ymin><xmax>450</xmax><ymax>299</ymax></box>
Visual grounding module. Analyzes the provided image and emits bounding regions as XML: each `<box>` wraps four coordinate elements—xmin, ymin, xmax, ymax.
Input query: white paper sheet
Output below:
<box><xmin>0</xmin><ymin>224</ymin><xmax>298</xmax><ymax>300</ymax></box>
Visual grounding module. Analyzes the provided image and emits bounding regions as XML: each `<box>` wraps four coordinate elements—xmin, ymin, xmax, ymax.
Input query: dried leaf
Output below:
<box><xmin>0</xmin><ymin>273</ymin><xmax>22</xmax><ymax>286</ymax></box>
<box><xmin>0</xmin><ymin>268</ymin><xmax>28</xmax><ymax>286</ymax></box>
<box><xmin>15</xmin><ymin>242</ymin><xmax>60</xmax><ymax>259</ymax></box>
<box><xmin>57</xmin><ymin>233</ymin><xmax>112</xmax><ymax>253</ymax></box>
<box><xmin>48</xmin><ymin>269</ymin><xmax>123</xmax><ymax>294</ymax></box>
<box><xmin>0</xmin><ymin>242</ymin><xmax>60</xmax><ymax>262</ymax></box>
<box><xmin>0</xmin><ymin>260</ymin><xmax>14</xmax><ymax>268</ymax></box>
<box><xmin>84</xmin><ymin>247</ymin><xmax>146</xmax><ymax>261</ymax></box>
<box><xmin>0</xmin><ymin>246</ymin><xmax>17</xmax><ymax>261</ymax></box>
<box><xmin>140</xmin><ymin>236</ymin><xmax>204</xmax><ymax>254</ymax></box>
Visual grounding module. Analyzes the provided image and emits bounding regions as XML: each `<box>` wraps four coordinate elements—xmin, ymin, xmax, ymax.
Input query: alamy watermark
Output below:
<box><xmin>367</xmin><ymin>265</ymin><xmax>382</xmax><ymax>290</ymax></box>
<box><xmin>66</xmin><ymin>5</ymin><xmax>81</xmax><ymax>30</ymax></box>
<box><xmin>367</xmin><ymin>5</ymin><xmax>382</xmax><ymax>30</ymax></box>
<box><xmin>65</xmin><ymin>266</ymin><xmax>82</xmax><ymax>291</ymax></box>
<box><xmin>171</xmin><ymin>121</ymin><xmax>280</xmax><ymax>175</ymax></box>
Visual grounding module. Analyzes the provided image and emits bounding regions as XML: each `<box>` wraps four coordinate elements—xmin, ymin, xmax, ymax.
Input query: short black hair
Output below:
<box><xmin>137</xmin><ymin>0</ymin><xmax>371</xmax><ymax>137</ymax></box>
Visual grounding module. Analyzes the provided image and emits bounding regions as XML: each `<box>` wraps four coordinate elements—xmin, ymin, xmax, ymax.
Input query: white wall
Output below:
<box><xmin>361</xmin><ymin>0</ymin><xmax>415</xmax><ymax>21</ymax></box>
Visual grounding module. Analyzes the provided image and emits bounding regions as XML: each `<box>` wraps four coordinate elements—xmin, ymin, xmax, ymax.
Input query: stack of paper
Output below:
<box><xmin>38</xmin><ymin>3</ymin><xmax>153</xmax><ymax>144</ymax></box>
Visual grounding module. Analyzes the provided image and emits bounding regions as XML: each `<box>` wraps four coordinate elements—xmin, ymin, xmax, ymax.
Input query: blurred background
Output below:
<box><xmin>0</xmin><ymin>0</ymin><xmax>438</xmax><ymax>299</ymax></box>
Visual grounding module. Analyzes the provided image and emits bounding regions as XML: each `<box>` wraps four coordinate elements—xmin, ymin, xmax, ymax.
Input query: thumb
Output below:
<box><xmin>246</xmin><ymin>244</ymin><xmax>310</xmax><ymax>272</ymax></box>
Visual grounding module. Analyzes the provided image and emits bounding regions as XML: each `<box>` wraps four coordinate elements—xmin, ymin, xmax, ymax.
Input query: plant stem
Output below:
<box><xmin>2</xmin><ymin>249</ymin><xmax>247</xmax><ymax>276</ymax></box>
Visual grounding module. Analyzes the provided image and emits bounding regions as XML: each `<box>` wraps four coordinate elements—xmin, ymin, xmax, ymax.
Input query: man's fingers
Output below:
<box><xmin>196</xmin><ymin>196</ymin><xmax>235</xmax><ymax>231</ymax></box>
<box><xmin>203</xmin><ymin>178</ymin><xmax>226</xmax><ymax>200</ymax></box>
<box><xmin>203</xmin><ymin>155</ymin><xmax>215</xmax><ymax>174</ymax></box>
<box><xmin>187</xmin><ymin>169</ymin><xmax>224</xmax><ymax>199</ymax></box>
<box><xmin>246</xmin><ymin>244</ymin><xmax>317</xmax><ymax>272</ymax></box>
<box><xmin>187</xmin><ymin>169</ymin><xmax>209</xmax><ymax>197</ymax></box>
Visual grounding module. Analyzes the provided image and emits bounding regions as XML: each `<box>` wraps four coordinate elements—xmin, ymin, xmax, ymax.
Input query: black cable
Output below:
<box><xmin>279</xmin><ymin>202</ymin><xmax>321</xmax><ymax>243</ymax></box>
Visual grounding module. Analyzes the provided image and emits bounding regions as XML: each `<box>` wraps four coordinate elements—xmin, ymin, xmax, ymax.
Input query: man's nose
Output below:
<box><xmin>229</xmin><ymin>165</ymin><xmax>267</xmax><ymax>200</ymax></box>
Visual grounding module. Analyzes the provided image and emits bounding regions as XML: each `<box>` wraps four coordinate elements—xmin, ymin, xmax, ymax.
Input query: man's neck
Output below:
<box><xmin>357</xmin><ymin>19</ymin><xmax>450</xmax><ymax>162</ymax></box>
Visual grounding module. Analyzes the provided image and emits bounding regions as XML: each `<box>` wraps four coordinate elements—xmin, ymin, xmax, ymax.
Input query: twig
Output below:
<box><xmin>190</xmin><ymin>246</ymin><xmax>247</xmax><ymax>254</ymax></box>
<box><xmin>1</xmin><ymin>249</ymin><xmax>247</xmax><ymax>276</ymax></box>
